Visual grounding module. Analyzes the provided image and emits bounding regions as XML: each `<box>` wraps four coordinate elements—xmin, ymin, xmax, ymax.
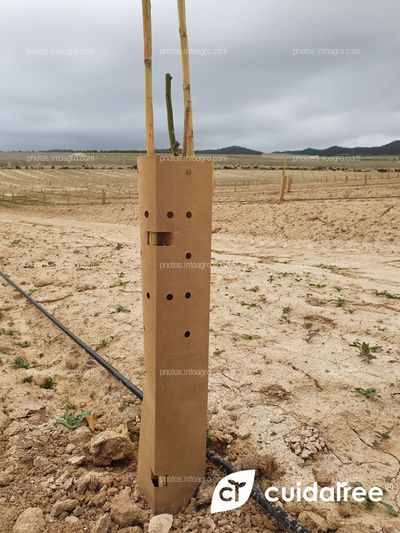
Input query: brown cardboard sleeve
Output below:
<box><xmin>137</xmin><ymin>156</ymin><xmax>213</xmax><ymax>514</ymax></box>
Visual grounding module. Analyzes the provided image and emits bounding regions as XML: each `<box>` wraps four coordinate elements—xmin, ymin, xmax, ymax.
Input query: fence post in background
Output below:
<box><xmin>42</xmin><ymin>192</ymin><xmax>46</xmax><ymax>205</ymax></box>
<box><xmin>287</xmin><ymin>176</ymin><xmax>293</xmax><ymax>193</ymax></box>
<box><xmin>364</xmin><ymin>174</ymin><xmax>368</xmax><ymax>186</ymax></box>
<box><xmin>279</xmin><ymin>170</ymin><xmax>287</xmax><ymax>202</ymax></box>
<box><xmin>101</xmin><ymin>189</ymin><xmax>106</xmax><ymax>205</ymax></box>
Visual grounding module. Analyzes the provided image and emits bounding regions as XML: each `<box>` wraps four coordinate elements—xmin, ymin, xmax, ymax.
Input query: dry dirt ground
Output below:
<box><xmin>0</xmin><ymin>179</ymin><xmax>400</xmax><ymax>533</ymax></box>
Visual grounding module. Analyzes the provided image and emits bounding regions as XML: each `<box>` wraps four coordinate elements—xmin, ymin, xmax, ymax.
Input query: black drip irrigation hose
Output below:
<box><xmin>0</xmin><ymin>270</ymin><xmax>143</xmax><ymax>402</ymax></box>
<box><xmin>0</xmin><ymin>270</ymin><xmax>309</xmax><ymax>533</ymax></box>
<box><xmin>206</xmin><ymin>450</ymin><xmax>308</xmax><ymax>533</ymax></box>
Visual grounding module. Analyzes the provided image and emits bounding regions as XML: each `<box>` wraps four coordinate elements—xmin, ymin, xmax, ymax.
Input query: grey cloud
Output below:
<box><xmin>0</xmin><ymin>0</ymin><xmax>399</xmax><ymax>151</ymax></box>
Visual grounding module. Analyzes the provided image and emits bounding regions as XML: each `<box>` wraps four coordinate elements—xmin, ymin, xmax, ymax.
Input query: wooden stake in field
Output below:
<box><xmin>142</xmin><ymin>0</ymin><xmax>155</xmax><ymax>155</ymax></box>
<box><xmin>279</xmin><ymin>167</ymin><xmax>287</xmax><ymax>202</ymax></box>
<box><xmin>177</xmin><ymin>0</ymin><xmax>194</xmax><ymax>156</ymax></box>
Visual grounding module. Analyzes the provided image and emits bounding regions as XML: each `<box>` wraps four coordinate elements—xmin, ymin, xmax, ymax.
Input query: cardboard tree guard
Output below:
<box><xmin>137</xmin><ymin>155</ymin><xmax>213</xmax><ymax>514</ymax></box>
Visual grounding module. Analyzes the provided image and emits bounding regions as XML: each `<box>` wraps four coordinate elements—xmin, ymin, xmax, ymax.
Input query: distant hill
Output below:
<box><xmin>274</xmin><ymin>140</ymin><xmax>400</xmax><ymax>157</ymax></box>
<box><xmin>198</xmin><ymin>146</ymin><xmax>263</xmax><ymax>156</ymax></box>
<box><xmin>1</xmin><ymin>146</ymin><xmax>262</xmax><ymax>155</ymax></box>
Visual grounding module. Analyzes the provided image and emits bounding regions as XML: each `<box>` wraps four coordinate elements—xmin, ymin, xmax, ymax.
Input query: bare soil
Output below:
<box><xmin>0</xmin><ymin>175</ymin><xmax>399</xmax><ymax>533</ymax></box>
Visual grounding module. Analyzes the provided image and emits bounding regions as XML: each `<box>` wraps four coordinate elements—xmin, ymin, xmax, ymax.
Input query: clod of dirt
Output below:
<box><xmin>65</xmin><ymin>443</ymin><xmax>76</xmax><ymax>454</ymax></box>
<box><xmin>284</xmin><ymin>426</ymin><xmax>328</xmax><ymax>460</ymax></box>
<box><xmin>0</xmin><ymin>410</ymin><xmax>8</xmax><ymax>430</ymax></box>
<box><xmin>110</xmin><ymin>487</ymin><xmax>147</xmax><ymax>527</ymax></box>
<box><xmin>65</xmin><ymin>516</ymin><xmax>80</xmax><ymax>526</ymax></box>
<box><xmin>239</xmin><ymin>450</ymin><xmax>283</xmax><ymax>481</ymax></box>
<box><xmin>33</xmin><ymin>278</ymin><xmax>53</xmax><ymax>288</ymax></box>
<box><xmin>298</xmin><ymin>511</ymin><xmax>329</xmax><ymax>532</ymax></box>
<box><xmin>32</xmin><ymin>374</ymin><xmax>53</xmax><ymax>388</ymax></box>
<box><xmin>50</xmin><ymin>498</ymin><xmax>79</xmax><ymax>517</ymax></box>
<box><xmin>13</xmin><ymin>507</ymin><xmax>45</xmax><ymax>533</ymax></box>
<box><xmin>64</xmin><ymin>351</ymin><xmax>81</xmax><ymax>370</ymax></box>
<box><xmin>77</xmin><ymin>283</ymin><xmax>97</xmax><ymax>292</ymax></box>
<box><xmin>10</xmin><ymin>402</ymin><xmax>46</xmax><ymax>420</ymax></box>
<box><xmin>0</xmin><ymin>473</ymin><xmax>14</xmax><ymax>487</ymax></box>
<box><xmin>270</xmin><ymin>415</ymin><xmax>286</xmax><ymax>424</ymax></box>
<box><xmin>32</xmin><ymin>456</ymin><xmax>52</xmax><ymax>474</ymax></box>
<box><xmin>148</xmin><ymin>514</ymin><xmax>173</xmax><ymax>533</ymax></box>
<box><xmin>199</xmin><ymin>517</ymin><xmax>216</xmax><ymax>531</ymax></box>
<box><xmin>75</xmin><ymin>472</ymin><xmax>110</xmax><ymax>493</ymax></box>
<box><xmin>260</xmin><ymin>384</ymin><xmax>291</xmax><ymax>400</ymax></box>
<box><xmin>90</xmin><ymin>513</ymin><xmax>111</xmax><ymax>533</ymax></box>
<box><xmin>88</xmin><ymin>429</ymin><xmax>135</xmax><ymax>466</ymax></box>
<box><xmin>68</xmin><ymin>427</ymin><xmax>92</xmax><ymax>446</ymax></box>
<box><xmin>68</xmin><ymin>455</ymin><xmax>86</xmax><ymax>466</ymax></box>
<box><xmin>326</xmin><ymin>510</ymin><xmax>342</xmax><ymax>530</ymax></box>
<box><xmin>312</xmin><ymin>466</ymin><xmax>337</xmax><ymax>487</ymax></box>
<box><xmin>232</xmin><ymin>442</ymin><xmax>284</xmax><ymax>482</ymax></box>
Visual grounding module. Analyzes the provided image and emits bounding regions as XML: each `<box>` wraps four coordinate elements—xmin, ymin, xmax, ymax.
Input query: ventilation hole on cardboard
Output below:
<box><xmin>184</xmin><ymin>331</ymin><xmax>191</xmax><ymax>338</ymax></box>
<box><xmin>186</xmin><ymin>252</ymin><xmax>192</xmax><ymax>260</ymax></box>
<box><xmin>185</xmin><ymin>292</ymin><xmax>191</xmax><ymax>299</ymax></box>
<box><xmin>186</xmin><ymin>211</ymin><xmax>192</xmax><ymax>219</ymax></box>
<box><xmin>144</xmin><ymin>211</ymin><xmax>149</xmax><ymax>218</ymax></box>
<box><xmin>166</xmin><ymin>294</ymin><xmax>174</xmax><ymax>301</ymax></box>
<box><xmin>167</xmin><ymin>211</ymin><xmax>174</xmax><ymax>219</ymax></box>
<box><xmin>146</xmin><ymin>292</ymin><xmax>150</xmax><ymax>299</ymax></box>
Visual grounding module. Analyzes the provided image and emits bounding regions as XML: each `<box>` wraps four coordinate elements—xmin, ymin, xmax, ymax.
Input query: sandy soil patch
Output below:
<box><xmin>0</xmin><ymin>185</ymin><xmax>399</xmax><ymax>532</ymax></box>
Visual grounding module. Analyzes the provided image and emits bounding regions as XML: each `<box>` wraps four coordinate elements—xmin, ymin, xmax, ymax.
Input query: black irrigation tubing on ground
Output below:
<box><xmin>206</xmin><ymin>450</ymin><xmax>309</xmax><ymax>533</ymax></box>
<box><xmin>0</xmin><ymin>269</ymin><xmax>309</xmax><ymax>533</ymax></box>
<box><xmin>0</xmin><ymin>270</ymin><xmax>143</xmax><ymax>401</ymax></box>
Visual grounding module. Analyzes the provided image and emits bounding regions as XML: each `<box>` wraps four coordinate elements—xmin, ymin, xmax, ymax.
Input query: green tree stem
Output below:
<box><xmin>166</xmin><ymin>73</ymin><xmax>180</xmax><ymax>156</ymax></box>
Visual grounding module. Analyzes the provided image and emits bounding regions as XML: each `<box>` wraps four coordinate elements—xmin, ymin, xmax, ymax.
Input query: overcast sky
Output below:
<box><xmin>0</xmin><ymin>0</ymin><xmax>399</xmax><ymax>152</ymax></box>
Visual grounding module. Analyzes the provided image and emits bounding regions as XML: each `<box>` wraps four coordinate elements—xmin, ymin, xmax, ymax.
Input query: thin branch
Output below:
<box><xmin>142</xmin><ymin>0</ymin><xmax>155</xmax><ymax>155</ymax></box>
<box><xmin>177</xmin><ymin>0</ymin><xmax>194</xmax><ymax>156</ymax></box>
